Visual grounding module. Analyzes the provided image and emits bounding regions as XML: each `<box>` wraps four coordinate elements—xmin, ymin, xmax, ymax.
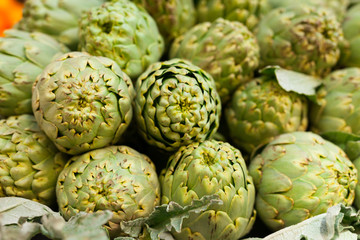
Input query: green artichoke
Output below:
<box><xmin>225</xmin><ymin>77</ymin><xmax>308</xmax><ymax>154</ymax></box>
<box><xmin>0</xmin><ymin>114</ymin><xmax>68</xmax><ymax>206</ymax></box>
<box><xmin>256</xmin><ymin>5</ymin><xmax>343</xmax><ymax>77</ymax></box>
<box><xmin>32</xmin><ymin>52</ymin><xmax>135</xmax><ymax>155</ymax></box>
<box><xmin>195</xmin><ymin>0</ymin><xmax>269</xmax><ymax>31</ymax></box>
<box><xmin>160</xmin><ymin>140</ymin><xmax>256</xmax><ymax>240</ymax></box>
<box><xmin>267</xmin><ymin>0</ymin><xmax>349</xmax><ymax>20</ymax></box>
<box><xmin>16</xmin><ymin>0</ymin><xmax>107</xmax><ymax>50</ymax></box>
<box><xmin>249</xmin><ymin>131</ymin><xmax>357</xmax><ymax>231</ymax></box>
<box><xmin>338</xmin><ymin>3</ymin><xmax>360</xmax><ymax>68</ymax></box>
<box><xmin>354</xmin><ymin>157</ymin><xmax>360</xmax><ymax>209</ymax></box>
<box><xmin>79</xmin><ymin>0</ymin><xmax>164</xmax><ymax>79</ymax></box>
<box><xmin>0</xmin><ymin>30</ymin><xmax>68</xmax><ymax>117</ymax></box>
<box><xmin>56</xmin><ymin>145</ymin><xmax>160</xmax><ymax>238</ymax></box>
<box><xmin>170</xmin><ymin>18</ymin><xmax>260</xmax><ymax>103</ymax></box>
<box><xmin>310</xmin><ymin>68</ymin><xmax>360</xmax><ymax>135</ymax></box>
<box><xmin>132</xmin><ymin>0</ymin><xmax>196</xmax><ymax>47</ymax></box>
<box><xmin>134</xmin><ymin>58</ymin><xmax>221</xmax><ymax>152</ymax></box>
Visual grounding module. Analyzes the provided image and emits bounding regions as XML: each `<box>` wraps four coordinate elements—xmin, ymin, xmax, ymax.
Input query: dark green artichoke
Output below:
<box><xmin>78</xmin><ymin>0</ymin><xmax>164</xmax><ymax>79</ymax></box>
<box><xmin>32</xmin><ymin>52</ymin><xmax>135</xmax><ymax>155</ymax></box>
<box><xmin>0</xmin><ymin>114</ymin><xmax>68</xmax><ymax>206</ymax></box>
<box><xmin>225</xmin><ymin>77</ymin><xmax>308</xmax><ymax>154</ymax></box>
<box><xmin>170</xmin><ymin>18</ymin><xmax>260</xmax><ymax>103</ymax></box>
<box><xmin>160</xmin><ymin>140</ymin><xmax>256</xmax><ymax>239</ymax></box>
<box><xmin>310</xmin><ymin>68</ymin><xmax>360</xmax><ymax>135</ymax></box>
<box><xmin>256</xmin><ymin>5</ymin><xmax>343</xmax><ymax>77</ymax></box>
<box><xmin>134</xmin><ymin>58</ymin><xmax>221</xmax><ymax>152</ymax></box>
<box><xmin>0</xmin><ymin>30</ymin><xmax>68</xmax><ymax>117</ymax></box>
<box><xmin>56</xmin><ymin>145</ymin><xmax>160</xmax><ymax>238</ymax></box>
<box><xmin>249</xmin><ymin>131</ymin><xmax>357</xmax><ymax>231</ymax></box>
<box><xmin>339</xmin><ymin>3</ymin><xmax>360</xmax><ymax>67</ymax></box>
<box><xmin>195</xmin><ymin>0</ymin><xmax>269</xmax><ymax>31</ymax></box>
<box><xmin>132</xmin><ymin>0</ymin><xmax>196</xmax><ymax>47</ymax></box>
<box><xmin>16</xmin><ymin>0</ymin><xmax>107</xmax><ymax>50</ymax></box>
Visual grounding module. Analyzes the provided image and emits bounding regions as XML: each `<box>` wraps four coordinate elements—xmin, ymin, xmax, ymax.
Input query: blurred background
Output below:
<box><xmin>0</xmin><ymin>0</ymin><xmax>25</xmax><ymax>36</ymax></box>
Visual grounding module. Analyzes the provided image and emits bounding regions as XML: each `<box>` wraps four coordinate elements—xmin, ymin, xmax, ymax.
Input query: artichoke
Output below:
<box><xmin>249</xmin><ymin>131</ymin><xmax>357</xmax><ymax>231</ymax></box>
<box><xmin>338</xmin><ymin>3</ymin><xmax>360</xmax><ymax>68</ymax></box>
<box><xmin>256</xmin><ymin>5</ymin><xmax>343</xmax><ymax>77</ymax></box>
<box><xmin>160</xmin><ymin>140</ymin><xmax>256</xmax><ymax>240</ymax></box>
<box><xmin>78</xmin><ymin>0</ymin><xmax>164</xmax><ymax>79</ymax></box>
<box><xmin>267</xmin><ymin>0</ymin><xmax>349</xmax><ymax>20</ymax></box>
<box><xmin>0</xmin><ymin>30</ymin><xmax>68</xmax><ymax>117</ymax></box>
<box><xmin>0</xmin><ymin>114</ymin><xmax>68</xmax><ymax>206</ymax></box>
<box><xmin>310</xmin><ymin>68</ymin><xmax>360</xmax><ymax>135</ymax></box>
<box><xmin>134</xmin><ymin>58</ymin><xmax>221</xmax><ymax>152</ymax></box>
<box><xmin>16</xmin><ymin>0</ymin><xmax>107</xmax><ymax>50</ymax></box>
<box><xmin>56</xmin><ymin>145</ymin><xmax>160</xmax><ymax>238</ymax></box>
<box><xmin>170</xmin><ymin>18</ymin><xmax>260</xmax><ymax>103</ymax></box>
<box><xmin>132</xmin><ymin>0</ymin><xmax>196</xmax><ymax>47</ymax></box>
<box><xmin>195</xmin><ymin>0</ymin><xmax>269</xmax><ymax>31</ymax></box>
<box><xmin>225</xmin><ymin>77</ymin><xmax>308</xmax><ymax>154</ymax></box>
<box><xmin>32</xmin><ymin>52</ymin><xmax>135</xmax><ymax>155</ymax></box>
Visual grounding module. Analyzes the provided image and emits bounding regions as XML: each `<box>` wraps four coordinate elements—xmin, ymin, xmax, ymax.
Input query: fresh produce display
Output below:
<box><xmin>195</xmin><ymin>0</ymin><xmax>269</xmax><ymax>31</ymax></box>
<box><xmin>32</xmin><ymin>52</ymin><xmax>135</xmax><ymax>155</ymax></box>
<box><xmin>132</xmin><ymin>0</ymin><xmax>196</xmax><ymax>47</ymax></box>
<box><xmin>56</xmin><ymin>145</ymin><xmax>160</xmax><ymax>238</ymax></box>
<box><xmin>16</xmin><ymin>0</ymin><xmax>107</xmax><ymax>50</ymax></box>
<box><xmin>0</xmin><ymin>29</ymin><xmax>68</xmax><ymax>117</ymax></box>
<box><xmin>339</xmin><ymin>3</ymin><xmax>360</xmax><ymax>67</ymax></box>
<box><xmin>256</xmin><ymin>5</ymin><xmax>343</xmax><ymax>77</ymax></box>
<box><xmin>78</xmin><ymin>0</ymin><xmax>164</xmax><ymax>79</ymax></box>
<box><xmin>310</xmin><ymin>68</ymin><xmax>360</xmax><ymax>134</ymax></box>
<box><xmin>134</xmin><ymin>58</ymin><xmax>221</xmax><ymax>152</ymax></box>
<box><xmin>0</xmin><ymin>114</ymin><xmax>68</xmax><ymax>206</ymax></box>
<box><xmin>1</xmin><ymin>0</ymin><xmax>360</xmax><ymax>239</ymax></box>
<box><xmin>249</xmin><ymin>131</ymin><xmax>357</xmax><ymax>231</ymax></box>
<box><xmin>160</xmin><ymin>140</ymin><xmax>256</xmax><ymax>239</ymax></box>
<box><xmin>225</xmin><ymin>75</ymin><xmax>308</xmax><ymax>154</ymax></box>
<box><xmin>170</xmin><ymin>18</ymin><xmax>260</xmax><ymax>103</ymax></box>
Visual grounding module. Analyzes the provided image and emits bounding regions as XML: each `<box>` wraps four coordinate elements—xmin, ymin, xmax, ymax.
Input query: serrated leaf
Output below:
<box><xmin>260</xmin><ymin>66</ymin><xmax>322</xmax><ymax>101</ymax></box>
<box><xmin>0</xmin><ymin>197</ymin><xmax>57</xmax><ymax>226</ymax></box>
<box><xmin>321</xmin><ymin>131</ymin><xmax>360</xmax><ymax>160</ymax></box>
<box><xmin>243</xmin><ymin>204</ymin><xmax>360</xmax><ymax>240</ymax></box>
<box><xmin>121</xmin><ymin>195</ymin><xmax>222</xmax><ymax>240</ymax></box>
<box><xmin>40</xmin><ymin>211</ymin><xmax>113</xmax><ymax>240</ymax></box>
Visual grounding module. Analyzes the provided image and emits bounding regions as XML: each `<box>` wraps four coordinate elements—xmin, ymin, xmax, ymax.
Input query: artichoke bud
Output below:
<box><xmin>134</xmin><ymin>58</ymin><xmax>221</xmax><ymax>152</ymax></box>
<box><xmin>160</xmin><ymin>140</ymin><xmax>256</xmax><ymax>240</ymax></box>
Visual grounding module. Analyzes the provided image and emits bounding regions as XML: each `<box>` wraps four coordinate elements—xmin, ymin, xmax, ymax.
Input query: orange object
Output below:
<box><xmin>0</xmin><ymin>0</ymin><xmax>23</xmax><ymax>36</ymax></box>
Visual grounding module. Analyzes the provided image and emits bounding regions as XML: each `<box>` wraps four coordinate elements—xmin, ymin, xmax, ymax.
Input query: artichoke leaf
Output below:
<box><xmin>120</xmin><ymin>195</ymin><xmax>222</xmax><ymax>240</ymax></box>
<box><xmin>260</xmin><ymin>66</ymin><xmax>322</xmax><ymax>102</ymax></box>
<box><xmin>244</xmin><ymin>204</ymin><xmax>360</xmax><ymax>240</ymax></box>
<box><xmin>321</xmin><ymin>131</ymin><xmax>360</xmax><ymax>161</ymax></box>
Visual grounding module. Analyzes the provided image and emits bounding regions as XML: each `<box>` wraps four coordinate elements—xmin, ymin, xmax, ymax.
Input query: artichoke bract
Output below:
<box><xmin>195</xmin><ymin>0</ymin><xmax>269</xmax><ymax>31</ymax></box>
<box><xmin>56</xmin><ymin>145</ymin><xmax>160</xmax><ymax>238</ymax></box>
<box><xmin>339</xmin><ymin>3</ymin><xmax>360</xmax><ymax>68</ymax></box>
<box><xmin>0</xmin><ymin>114</ymin><xmax>68</xmax><ymax>206</ymax></box>
<box><xmin>134</xmin><ymin>58</ymin><xmax>221</xmax><ymax>152</ymax></box>
<box><xmin>249</xmin><ymin>131</ymin><xmax>357</xmax><ymax>231</ymax></box>
<box><xmin>16</xmin><ymin>0</ymin><xmax>107</xmax><ymax>50</ymax></box>
<box><xmin>132</xmin><ymin>0</ymin><xmax>196</xmax><ymax>47</ymax></box>
<box><xmin>225</xmin><ymin>77</ymin><xmax>308</xmax><ymax>154</ymax></box>
<box><xmin>256</xmin><ymin>5</ymin><xmax>343</xmax><ymax>77</ymax></box>
<box><xmin>310</xmin><ymin>68</ymin><xmax>360</xmax><ymax>135</ymax></box>
<box><xmin>79</xmin><ymin>0</ymin><xmax>164</xmax><ymax>79</ymax></box>
<box><xmin>0</xmin><ymin>30</ymin><xmax>68</xmax><ymax>117</ymax></box>
<box><xmin>32</xmin><ymin>52</ymin><xmax>135</xmax><ymax>155</ymax></box>
<box><xmin>170</xmin><ymin>18</ymin><xmax>260</xmax><ymax>103</ymax></box>
<box><xmin>160</xmin><ymin>140</ymin><xmax>256</xmax><ymax>240</ymax></box>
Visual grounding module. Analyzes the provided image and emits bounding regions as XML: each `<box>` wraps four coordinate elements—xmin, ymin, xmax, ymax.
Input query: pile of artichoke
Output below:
<box><xmin>1</xmin><ymin>0</ymin><xmax>360</xmax><ymax>239</ymax></box>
